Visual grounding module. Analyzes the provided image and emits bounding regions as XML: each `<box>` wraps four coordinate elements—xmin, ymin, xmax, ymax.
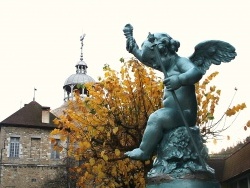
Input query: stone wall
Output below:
<box><xmin>1</xmin><ymin>126</ymin><xmax>66</xmax><ymax>165</ymax></box>
<box><xmin>0</xmin><ymin>126</ymin><xmax>67</xmax><ymax>187</ymax></box>
<box><xmin>1</xmin><ymin>164</ymin><xmax>65</xmax><ymax>188</ymax></box>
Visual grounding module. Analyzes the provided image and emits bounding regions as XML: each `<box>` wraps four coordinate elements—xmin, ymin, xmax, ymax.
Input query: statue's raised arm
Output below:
<box><xmin>123</xmin><ymin>24</ymin><xmax>166</xmax><ymax>70</ymax></box>
<box><xmin>123</xmin><ymin>24</ymin><xmax>237</xmax><ymax>77</ymax></box>
<box><xmin>123</xmin><ymin>24</ymin><xmax>143</xmax><ymax>62</ymax></box>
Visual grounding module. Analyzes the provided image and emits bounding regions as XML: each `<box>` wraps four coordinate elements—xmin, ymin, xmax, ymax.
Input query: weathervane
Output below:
<box><xmin>33</xmin><ymin>88</ymin><xmax>37</xmax><ymax>101</ymax></box>
<box><xmin>80</xmin><ymin>33</ymin><xmax>86</xmax><ymax>61</ymax></box>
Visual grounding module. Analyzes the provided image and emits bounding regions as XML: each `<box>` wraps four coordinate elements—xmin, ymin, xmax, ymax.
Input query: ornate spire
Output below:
<box><xmin>59</xmin><ymin>33</ymin><xmax>95</xmax><ymax>104</ymax></box>
<box><xmin>80</xmin><ymin>33</ymin><xmax>86</xmax><ymax>61</ymax></box>
<box><xmin>75</xmin><ymin>34</ymin><xmax>88</xmax><ymax>74</ymax></box>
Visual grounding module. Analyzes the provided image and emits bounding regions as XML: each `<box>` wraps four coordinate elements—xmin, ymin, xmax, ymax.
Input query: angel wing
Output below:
<box><xmin>189</xmin><ymin>40</ymin><xmax>237</xmax><ymax>75</ymax></box>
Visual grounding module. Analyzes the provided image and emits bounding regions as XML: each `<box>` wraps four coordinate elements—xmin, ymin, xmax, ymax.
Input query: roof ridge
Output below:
<box><xmin>0</xmin><ymin>101</ymin><xmax>57</xmax><ymax>128</ymax></box>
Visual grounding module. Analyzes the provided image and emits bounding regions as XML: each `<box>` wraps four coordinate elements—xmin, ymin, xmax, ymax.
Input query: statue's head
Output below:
<box><xmin>140</xmin><ymin>33</ymin><xmax>180</xmax><ymax>65</ymax></box>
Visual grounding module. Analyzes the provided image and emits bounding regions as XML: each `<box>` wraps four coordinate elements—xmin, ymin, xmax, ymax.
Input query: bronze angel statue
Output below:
<box><xmin>123</xmin><ymin>24</ymin><xmax>237</xmax><ymax>163</ymax></box>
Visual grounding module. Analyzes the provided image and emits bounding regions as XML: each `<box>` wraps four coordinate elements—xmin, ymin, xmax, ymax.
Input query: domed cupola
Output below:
<box><xmin>63</xmin><ymin>34</ymin><xmax>95</xmax><ymax>101</ymax></box>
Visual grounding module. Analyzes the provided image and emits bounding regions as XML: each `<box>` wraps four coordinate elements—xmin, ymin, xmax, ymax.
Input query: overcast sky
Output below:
<box><xmin>0</xmin><ymin>0</ymin><xmax>249</xmax><ymax>152</ymax></box>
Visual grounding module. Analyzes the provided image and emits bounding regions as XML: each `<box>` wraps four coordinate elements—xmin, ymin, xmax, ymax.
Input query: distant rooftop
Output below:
<box><xmin>0</xmin><ymin>101</ymin><xmax>57</xmax><ymax>129</ymax></box>
<box><xmin>208</xmin><ymin>140</ymin><xmax>250</xmax><ymax>182</ymax></box>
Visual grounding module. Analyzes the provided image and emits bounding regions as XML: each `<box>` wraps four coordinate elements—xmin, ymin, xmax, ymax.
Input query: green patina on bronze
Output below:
<box><xmin>123</xmin><ymin>24</ymin><xmax>236</xmax><ymax>187</ymax></box>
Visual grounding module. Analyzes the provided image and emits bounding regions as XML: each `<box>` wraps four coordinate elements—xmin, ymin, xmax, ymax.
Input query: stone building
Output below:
<box><xmin>0</xmin><ymin>101</ymin><xmax>66</xmax><ymax>188</ymax></box>
<box><xmin>0</xmin><ymin>34</ymin><xmax>95</xmax><ymax>188</ymax></box>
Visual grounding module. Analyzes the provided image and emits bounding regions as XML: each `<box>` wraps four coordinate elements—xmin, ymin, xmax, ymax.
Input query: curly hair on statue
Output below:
<box><xmin>149</xmin><ymin>33</ymin><xmax>180</xmax><ymax>54</ymax></box>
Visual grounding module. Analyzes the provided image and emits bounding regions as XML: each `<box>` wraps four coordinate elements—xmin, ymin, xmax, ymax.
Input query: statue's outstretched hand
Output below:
<box><xmin>163</xmin><ymin>75</ymin><xmax>181</xmax><ymax>90</ymax></box>
<box><xmin>126</xmin><ymin>38</ymin><xmax>135</xmax><ymax>53</ymax></box>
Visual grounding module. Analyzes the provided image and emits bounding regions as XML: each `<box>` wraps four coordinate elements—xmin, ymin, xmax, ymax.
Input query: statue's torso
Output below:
<box><xmin>162</xmin><ymin>61</ymin><xmax>198</xmax><ymax>120</ymax></box>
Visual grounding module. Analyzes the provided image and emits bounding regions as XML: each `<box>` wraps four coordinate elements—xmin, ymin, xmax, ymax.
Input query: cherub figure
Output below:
<box><xmin>123</xmin><ymin>24</ymin><xmax>236</xmax><ymax>161</ymax></box>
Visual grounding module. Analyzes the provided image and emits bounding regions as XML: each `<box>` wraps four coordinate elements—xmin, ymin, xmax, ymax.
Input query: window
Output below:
<box><xmin>30</xmin><ymin>138</ymin><xmax>41</xmax><ymax>159</ymax></box>
<box><xmin>9</xmin><ymin>137</ymin><xmax>20</xmax><ymax>158</ymax></box>
<box><xmin>51</xmin><ymin>139</ymin><xmax>60</xmax><ymax>159</ymax></box>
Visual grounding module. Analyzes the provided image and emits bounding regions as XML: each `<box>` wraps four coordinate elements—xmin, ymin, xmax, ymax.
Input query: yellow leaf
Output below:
<box><xmin>53</xmin><ymin>118</ymin><xmax>59</xmax><ymax>125</ymax></box>
<box><xmin>89</xmin><ymin>158</ymin><xmax>95</xmax><ymax>166</ymax></box>
<box><xmin>115</xmin><ymin>149</ymin><xmax>121</xmax><ymax>156</ymax></box>
<box><xmin>240</xmin><ymin>103</ymin><xmax>247</xmax><ymax>109</ymax></box>
<box><xmin>113</xmin><ymin>127</ymin><xmax>118</xmax><ymax>134</ymax></box>
<box><xmin>98</xmin><ymin>171</ymin><xmax>105</xmax><ymax>178</ymax></box>
<box><xmin>77</xmin><ymin>168</ymin><xmax>82</xmax><ymax>173</ymax></box>
<box><xmin>104</xmin><ymin>72</ymin><xmax>110</xmax><ymax>77</ymax></box>
<box><xmin>103</xmin><ymin>154</ymin><xmax>109</xmax><ymax>161</ymax></box>
<box><xmin>103</xmin><ymin>141</ymin><xmax>106</xmax><ymax>147</ymax></box>
<box><xmin>98</xmin><ymin>126</ymin><xmax>105</xmax><ymax>131</ymax></box>
<box><xmin>101</xmin><ymin>150</ymin><xmax>105</xmax><ymax>157</ymax></box>
<box><xmin>225</xmin><ymin>108</ymin><xmax>234</xmax><ymax>116</ymax></box>
<box><xmin>210</xmin><ymin>86</ymin><xmax>215</xmax><ymax>92</ymax></box>
<box><xmin>247</xmin><ymin>120</ymin><xmax>250</xmax><ymax>127</ymax></box>
<box><xmin>213</xmin><ymin>139</ymin><xmax>217</xmax><ymax>145</ymax></box>
<box><xmin>216</xmin><ymin>90</ymin><xmax>221</xmax><ymax>95</ymax></box>
<box><xmin>80</xmin><ymin>141</ymin><xmax>91</xmax><ymax>149</ymax></box>
<box><xmin>111</xmin><ymin>166</ymin><xmax>117</xmax><ymax>176</ymax></box>
<box><xmin>107</xmin><ymin>132</ymin><xmax>110</xmax><ymax>137</ymax></box>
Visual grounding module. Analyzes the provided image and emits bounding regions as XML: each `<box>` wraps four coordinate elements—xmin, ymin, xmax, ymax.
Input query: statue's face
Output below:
<box><xmin>141</xmin><ymin>40</ymin><xmax>156</xmax><ymax>65</ymax></box>
<box><xmin>141</xmin><ymin>33</ymin><xmax>171</xmax><ymax>66</ymax></box>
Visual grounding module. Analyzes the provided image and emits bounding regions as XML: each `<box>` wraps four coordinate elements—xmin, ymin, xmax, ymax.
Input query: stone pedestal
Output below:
<box><xmin>146</xmin><ymin>178</ymin><xmax>220</xmax><ymax>188</ymax></box>
<box><xmin>146</xmin><ymin>126</ymin><xmax>220</xmax><ymax>188</ymax></box>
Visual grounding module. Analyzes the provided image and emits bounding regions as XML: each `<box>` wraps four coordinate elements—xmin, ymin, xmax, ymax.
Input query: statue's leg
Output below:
<box><xmin>125</xmin><ymin>108</ymin><xmax>182</xmax><ymax>160</ymax></box>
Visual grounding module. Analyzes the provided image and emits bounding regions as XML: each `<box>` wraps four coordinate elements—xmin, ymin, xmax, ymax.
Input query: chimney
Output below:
<box><xmin>42</xmin><ymin>106</ymin><xmax>50</xmax><ymax>123</ymax></box>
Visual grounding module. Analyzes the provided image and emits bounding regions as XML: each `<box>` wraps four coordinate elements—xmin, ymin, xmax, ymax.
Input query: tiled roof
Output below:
<box><xmin>208</xmin><ymin>140</ymin><xmax>250</xmax><ymax>182</ymax></box>
<box><xmin>222</xmin><ymin>140</ymin><xmax>250</xmax><ymax>181</ymax></box>
<box><xmin>0</xmin><ymin>101</ymin><xmax>57</xmax><ymax>128</ymax></box>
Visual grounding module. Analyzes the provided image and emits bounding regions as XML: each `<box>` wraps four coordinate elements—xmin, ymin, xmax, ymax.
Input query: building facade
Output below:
<box><xmin>0</xmin><ymin>34</ymin><xmax>95</xmax><ymax>188</ymax></box>
<box><xmin>0</xmin><ymin>101</ymin><xmax>66</xmax><ymax>188</ymax></box>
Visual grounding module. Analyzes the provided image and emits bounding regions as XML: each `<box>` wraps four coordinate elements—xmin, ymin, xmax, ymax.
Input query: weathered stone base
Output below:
<box><xmin>146</xmin><ymin>178</ymin><xmax>220</xmax><ymax>188</ymax></box>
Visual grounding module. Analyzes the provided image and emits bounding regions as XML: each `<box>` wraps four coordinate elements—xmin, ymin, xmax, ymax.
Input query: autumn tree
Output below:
<box><xmin>51</xmin><ymin>58</ymin><xmax>163</xmax><ymax>187</ymax></box>
<box><xmin>51</xmin><ymin>58</ymin><xmax>246</xmax><ymax>187</ymax></box>
<box><xmin>195</xmin><ymin>71</ymin><xmax>247</xmax><ymax>141</ymax></box>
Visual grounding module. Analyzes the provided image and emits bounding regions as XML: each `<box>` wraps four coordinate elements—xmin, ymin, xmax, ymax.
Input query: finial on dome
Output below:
<box><xmin>80</xmin><ymin>33</ymin><xmax>86</xmax><ymax>61</ymax></box>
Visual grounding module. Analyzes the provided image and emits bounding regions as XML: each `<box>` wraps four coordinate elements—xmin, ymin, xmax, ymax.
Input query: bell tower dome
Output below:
<box><xmin>52</xmin><ymin>34</ymin><xmax>95</xmax><ymax>117</ymax></box>
<box><xmin>63</xmin><ymin>34</ymin><xmax>95</xmax><ymax>101</ymax></box>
